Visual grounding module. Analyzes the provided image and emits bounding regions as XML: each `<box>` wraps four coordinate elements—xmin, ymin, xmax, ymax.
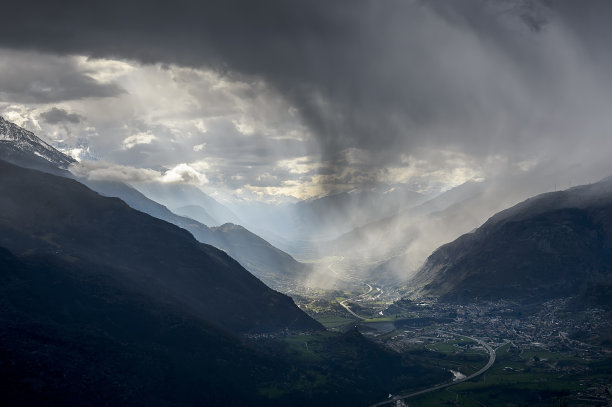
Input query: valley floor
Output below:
<box><xmin>291</xmin><ymin>272</ymin><xmax>612</xmax><ymax>407</ymax></box>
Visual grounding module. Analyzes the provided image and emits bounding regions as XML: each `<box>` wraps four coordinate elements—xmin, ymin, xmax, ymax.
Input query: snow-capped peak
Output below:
<box><xmin>0</xmin><ymin>116</ymin><xmax>76</xmax><ymax>168</ymax></box>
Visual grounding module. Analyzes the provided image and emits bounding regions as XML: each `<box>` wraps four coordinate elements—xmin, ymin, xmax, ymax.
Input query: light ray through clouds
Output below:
<box><xmin>2</xmin><ymin>1</ymin><xmax>611</xmax><ymax>205</ymax></box>
<box><xmin>0</xmin><ymin>50</ymin><xmax>486</xmax><ymax>202</ymax></box>
<box><xmin>0</xmin><ymin>51</ymin><xmax>325</xmax><ymax>201</ymax></box>
<box><xmin>0</xmin><ymin>0</ymin><xmax>611</xmax><ymax>207</ymax></box>
<box><xmin>1</xmin><ymin>0</ymin><xmax>611</xmax><ymax>286</ymax></box>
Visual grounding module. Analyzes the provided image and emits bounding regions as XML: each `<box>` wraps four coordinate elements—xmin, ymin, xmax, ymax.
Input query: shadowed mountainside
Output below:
<box><xmin>0</xmin><ymin>161</ymin><xmax>448</xmax><ymax>405</ymax></box>
<box><xmin>0</xmin><ymin>160</ymin><xmax>320</xmax><ymax>334</ymax></box>
<box><xmin>0</xmin><ymin>244</ymin><xmax>446</xmax><ymax>406</ymax></box>
<box><xmin>0</xmin><ymin>246</ymin><xmax>279</xmax><ymax>406</ymax></box>
<box><xmin>83</xmin><ymin>179</ymin><xmax>309</xmax><ymax>291</ymax></box>
<box><xmin>407</xmin><ymin>177</ymin><xmax>612</xmax><ymax>305</ymax></box>
<box><xmin>0</xmin><ymin>116</ymin><xmax>310</xmax><ymax>292</ymax></box>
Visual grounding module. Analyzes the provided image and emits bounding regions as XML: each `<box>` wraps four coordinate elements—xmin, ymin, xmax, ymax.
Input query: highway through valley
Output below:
<box><xmin>370</xmin><ymin>332</ymin><xmax>496</xmax><ymax>406</ymax></box>
<box><xmin>338</xmin><ymin>283</ymin><xmax>373</xmax><ymax>319</ymax></box>
<box><xmin>328</xmin><ymin>256</ymin><xmax>376</xmax><ymax>320</ymax></box>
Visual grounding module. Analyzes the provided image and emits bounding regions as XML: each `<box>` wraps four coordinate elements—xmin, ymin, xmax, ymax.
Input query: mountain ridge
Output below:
<box><xmin>85</xmin><ymin>179</ymin><xmax>309</xmax><ymax>291</ymax></box>
<box><xmin>0</xmin><ymin>116</ymin><xmax>75</xmax><ymax>168</ymax></box>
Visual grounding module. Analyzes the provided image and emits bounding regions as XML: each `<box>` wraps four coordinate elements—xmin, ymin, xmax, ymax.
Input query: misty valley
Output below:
<box><xmin>1</xmin><ymin>116</ymin><xmax>610</xmax><ymax>406</ymax></box>
<box><xmin>1</xmin><ymin>2</ymin><xmax>612</xmax><ymax>405</ymax></box>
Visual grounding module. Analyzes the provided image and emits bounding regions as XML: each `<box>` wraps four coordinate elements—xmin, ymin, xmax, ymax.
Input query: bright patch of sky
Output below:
<box><xmin>0</xmin><ymin>49</ymin><xmax>484</xmax><ymax>202</ymax></box>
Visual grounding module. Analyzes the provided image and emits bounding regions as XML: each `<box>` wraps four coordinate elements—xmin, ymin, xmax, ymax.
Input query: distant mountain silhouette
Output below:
<box><xmin>84</xmin><ymin>180</ymin><xmax>310</xmax><ymax>291</ymax></box>
<box><xmin>229</xmin><ymin>186</ymin><xmax>428</xmax><ymax>247</ymax></box>
<box><xmin>134</xmin><ymin>181</ymin><xmax>241</xmax><ymax>226</ymax></box>
<box><xmin>210</xmin><ymin>223</ymin><xmax>309</xmax><ymax>287</ymax></box>
<box><xmin>174</xmin><ymin>203</ymin><xmax>219</xmax><ymax>226</ymax></box>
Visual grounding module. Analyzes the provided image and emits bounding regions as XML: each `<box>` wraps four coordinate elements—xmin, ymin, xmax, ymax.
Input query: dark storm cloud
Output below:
<box><xmin>0</xmin><ymin>49</ymin><xmax>124</xmax><ymax>103</ymax></box>
<box><xmin>2</xmin><ymin>0</ymin><xmax>612</xmax><ymax>183</ymax></box>
<box><xmin>40</xmin><ymin>107</ymin><xmax>83</xmax><ymax>124</ymax></box>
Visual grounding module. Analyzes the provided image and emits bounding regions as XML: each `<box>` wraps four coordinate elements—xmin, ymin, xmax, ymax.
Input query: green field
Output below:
<box><xmin>406</xmin><ymin>344</ymin><xmax>612</xmax><ymax>406</ymax></box>
<box><xmin>312</xmin><ymin>313</ymin><xmax>357</xmax><ymax>329</ymax></box>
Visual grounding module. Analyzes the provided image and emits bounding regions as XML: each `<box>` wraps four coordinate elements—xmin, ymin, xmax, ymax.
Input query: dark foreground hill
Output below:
<box><xmin>0</xmin><ymin>160</ymin><xmax>318</xmax><ymax>334</ymax></box>
<box><xmin>0</xmin><ymin>160</ymin><xmax>448</xmax><ymax>406</ymax></box>
<box><xmin>0</xmin><ymin>247</ymin><xmax>278</xmax><ymax>406</ymax></box>
<box><xmin>408</xmin><ymin>177</ymin><xmax>612</xmax><ymax>306</ymax></box>
<box><xmin>0</xmin><ymin>246</ymin><xmax>447</xmax><ymax>406</ymax></box>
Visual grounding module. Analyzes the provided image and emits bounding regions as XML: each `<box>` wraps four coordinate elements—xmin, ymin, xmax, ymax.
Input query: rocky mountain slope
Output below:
<box><xmin>0</xmin><ymin>116</ymin><xmax>75</xmax><ymax>174</ymax></box>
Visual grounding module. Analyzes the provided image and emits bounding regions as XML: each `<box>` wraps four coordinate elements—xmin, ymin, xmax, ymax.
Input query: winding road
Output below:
<box><xmin>370</xmin><ymin>332</ymin><xmax>496</xmax><ymax>406</ymax></box>
<box><xmin>327</xmin><ymin>258</ymin><xmax>496</xmax><ymax>405</ymax></box>
<box><xmin>328</xmin><ymin>256</ymin><xmax>375</xmax><ymax>320</ymax></box>
<box><xmin>339</xmin><ymin>283</ymin><xmax>373</xmax><ymax>319</ymax></box>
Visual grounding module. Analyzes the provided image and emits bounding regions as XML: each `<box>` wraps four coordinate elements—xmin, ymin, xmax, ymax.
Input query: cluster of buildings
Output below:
<box><xmin>384</xmin><ymin>297</ymin><xmax>610</xmax><ymax>357</ymax></box>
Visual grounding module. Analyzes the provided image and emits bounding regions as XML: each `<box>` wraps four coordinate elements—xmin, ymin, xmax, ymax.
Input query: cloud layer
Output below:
<box><xmin>1</xmin><ymin>0</ymin><xmax>612</xmax><ymax>200</ymax></box>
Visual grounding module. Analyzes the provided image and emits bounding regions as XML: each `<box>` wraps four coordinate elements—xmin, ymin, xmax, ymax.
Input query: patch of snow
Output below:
<box><xmin>0</xmin><ymin>116</ymin><xmax>76</xmax><ymax>168</ymax></box>
<box><xmin>33</xmin><ymin>151</ymin><xmax>53</xmax><ymax>162</ymax></box>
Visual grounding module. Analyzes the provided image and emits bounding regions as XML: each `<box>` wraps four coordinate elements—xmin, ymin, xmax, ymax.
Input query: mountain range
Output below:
<box><xmin>0</xmin><ymin>116</ymin><xmax>448</xmax><ymax>405</ymax></box>
<box><xmin>133</xmin><ymin>181</ymin><xmax>242</xmax><ymax>227</ymax></box>
<box><xmin>84</xmin><ymin>179</ymin><xmax>309</xmax><ymax>291</ymax></box>
<box><xmin>0</xmin><ymin>116</ymin><xmax>310</xmax><ymax>292</ymax></box>
<box><xmin>0</xmin><ymin>159</ymin><xmax>319</xmax><ymax>334</ymax></box>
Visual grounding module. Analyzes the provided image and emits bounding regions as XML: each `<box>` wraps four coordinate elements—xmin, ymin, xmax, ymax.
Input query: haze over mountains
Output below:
<box><xmin>4</xmin><ymin>114</ymin><xmax>612</xmax><ymax>304</ymax></box>
<box><xmin>0</xmin><ymin>117</ymin><xmax>311</xmax><ymax>292</ymax></box>
<box><xmin>2</xmin><ymin>1</ymin><xmax>612</xmax><ymax>404</ymax></box>
<box><xmin>82</xmin><ymin>178</ymin><xmax>309</xmax><ymax>292</ymax></box>
<box><xmin>301</xmin><ymin>174</ymin><xmax>567</xmax><ymax>289</ymax></box>
<box><xmin>0</xmin><ymin>116</ymin><xmax>451</xmax><ymax>406</ymax></box>
<box><xmin>134</xmin><ymin>182</ymin><xmax>242</xmax><ymax>227</ymax></box>
<box><xmin>230</xmin><ymin>186</ymin><xmax>430</xmax><ymax>242</ymax></box>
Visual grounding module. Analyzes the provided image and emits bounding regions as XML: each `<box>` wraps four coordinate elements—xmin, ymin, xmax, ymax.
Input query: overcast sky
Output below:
<box><xmin>1</xmin><ymin>0</ymin><xmax>611</xmax><ymax>202</ymax></box>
